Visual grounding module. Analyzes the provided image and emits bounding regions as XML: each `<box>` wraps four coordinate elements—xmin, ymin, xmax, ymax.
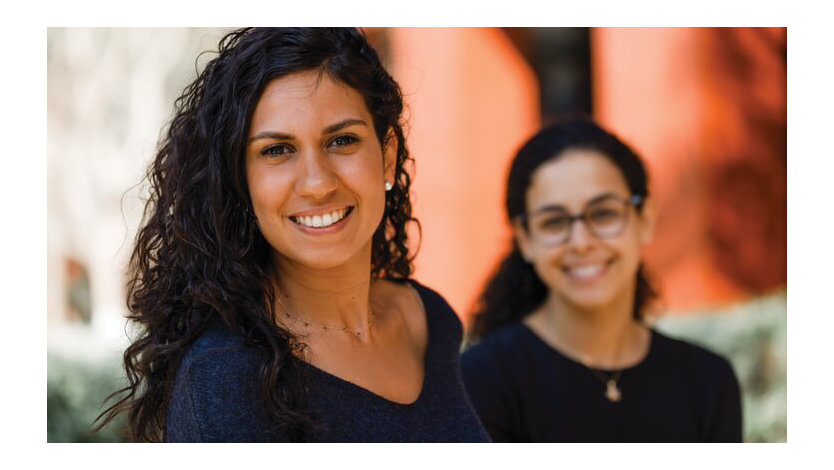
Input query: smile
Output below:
<box><xmin>562</xmin><ymin>260</ymin><xmax>613</xmax><ymax>281</ymax></box>
<box><xmin>289</xmin><ymin>206</ymin><xmax>353</xmax><ymax>229</ymax></box>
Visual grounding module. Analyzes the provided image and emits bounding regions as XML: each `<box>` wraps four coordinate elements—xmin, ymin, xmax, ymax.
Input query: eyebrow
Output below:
<box><xmin>530</xmin><ymin>192</ymin><xmax>623</xmax><ymax>214</ymax></box>
<box><xmin>324</xmin><ymin>118</ymin><xmax>367</xmax><ymax>134</ymax></box>
<box><xmin>248</xmin><ymin>118</ymin><xmax>368</xmax><ymax>144</ymax></box>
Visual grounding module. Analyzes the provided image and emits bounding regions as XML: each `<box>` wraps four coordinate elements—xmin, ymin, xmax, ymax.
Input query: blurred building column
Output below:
<box><xmin>386</xmin><ymin>27</ymin><xmax>540</xmax><ymax>319</ymax></box>
<box><xmin>592</xmin><ymin>27</ymin><xmax>786</xmax><ymax>311</ymax></box>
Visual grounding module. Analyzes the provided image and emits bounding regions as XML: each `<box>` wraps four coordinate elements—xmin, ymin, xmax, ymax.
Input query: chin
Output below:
<box><xmin>568</xmin><ymin>297</ymin><xmax>618</xmax><ymax>313</ymax></box>
<box><xmin>294</xmin><ymin>253</ymin><xmax>355</xmax><ymax>270</ymax></box>
<box><xmin>561</xmin><ymin>282</ymin><xmax>636</xmax><ymax>314</ymax></box>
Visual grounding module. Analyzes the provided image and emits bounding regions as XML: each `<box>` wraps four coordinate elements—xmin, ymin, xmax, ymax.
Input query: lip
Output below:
<box><xmin>288</xmin><ymin>205</ymin><xmax>354</xmax><ymax>235</ymax></box>
<box><xmin>287</xmin><ymin>204</ymin><xmax>353</xmax><ymax>218</ymax></box>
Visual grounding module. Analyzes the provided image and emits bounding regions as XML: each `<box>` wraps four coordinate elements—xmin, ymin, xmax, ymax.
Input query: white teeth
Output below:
<box><xmin>292</xmin><ymin>208</ymin><xmax>348</xmax><ymax>228</ymax></box>
<box><xmin>568</xmin><ymin>265</ymin><xmax>605</xmax><ymax>279</ymax></box>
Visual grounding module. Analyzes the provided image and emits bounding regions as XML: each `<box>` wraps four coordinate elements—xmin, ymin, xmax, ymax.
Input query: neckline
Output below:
<box><xmin>517</xmin><ymin>322</ymin><xmax>655</xmax><ymax>374</ymax></box>
<box><xmin>299</xmin><ymin>279</ymin><xmax>432</xmax><ymax>407</ymax></box>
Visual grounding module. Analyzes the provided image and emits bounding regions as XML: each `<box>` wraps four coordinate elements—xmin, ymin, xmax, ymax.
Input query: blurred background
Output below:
<box><xmin>46</xmin><ymin>27</ymin><xmax>786</xmax><ymax>442</ymax></box>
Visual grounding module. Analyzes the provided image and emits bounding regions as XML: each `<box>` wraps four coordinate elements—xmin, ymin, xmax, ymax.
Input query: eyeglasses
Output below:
<box><xmin>518</xmin><ymin>194</ymin><xmax>643</xmax><ymax>247</ymax></box>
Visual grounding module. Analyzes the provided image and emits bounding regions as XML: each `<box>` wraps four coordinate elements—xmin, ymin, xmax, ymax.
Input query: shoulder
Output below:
<box><xmin>459</xmin><ymin>324</ymin><xmax>530</xmax><ymax>433</ymax></box>
<box><xmin>650</xmin><ymin>329</ymin><xmax>738</xmax><ymax>385</ymax></box>
<box><xmin>166</xmin><ymin>323</ymin><xmax>268</xmax><ymax>442</ymax></box>
<box><xmin>177</xmin><ymin>323</ymin><xmax>263</xmax><ymax>382</ymax></box>
<box><xmin>461</xmin><ymin>323</ymin><xmax>529</xmax><ymax>381</ymax></box>
<box><xmin>649</xmin><ymin>329</ymin><xmax>742</xmax><ymax>441</ymax></box>
<box><xmin>387</xmin><ymin>278</ymin><xmax>464</xmax><ymax>337</ymax></box>
<box><xmin>463</xmin><ymin>323</ymin><xmax>529</xmax><ymax>361</ymax></box>
<box><xmin>405</xmin><ymin>279</ymin><xmax>458</xmax><ymax>318</ymax></box>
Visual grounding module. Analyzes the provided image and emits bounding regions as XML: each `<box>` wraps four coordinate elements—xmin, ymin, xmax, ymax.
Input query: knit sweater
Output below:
<box><xmin>164</xmin><ymin>279</ymin><xmax>490</xmax><ymax>442</ymax></box>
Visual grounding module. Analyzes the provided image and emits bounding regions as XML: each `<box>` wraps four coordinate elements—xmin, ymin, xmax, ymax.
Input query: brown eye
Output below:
<box><xmin>261</xmin><ymin>144</ymin><xmax>294</xmax><ymax>157</ymax></box>
<box><xmin>329</xmin><ymin>135</ymin><xmax>359</xmax><ymax>148</ymax></box>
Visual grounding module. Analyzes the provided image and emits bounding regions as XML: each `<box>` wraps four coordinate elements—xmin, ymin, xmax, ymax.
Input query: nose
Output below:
<box><xmin>295</xmin><ymin>149</ymin><xmax>338</xmax><ymax>200</ymax></box>
<box><xmin>566</xmin><ymin>218</ymin><xmax>594</xmax><ymax>251</ymax></box>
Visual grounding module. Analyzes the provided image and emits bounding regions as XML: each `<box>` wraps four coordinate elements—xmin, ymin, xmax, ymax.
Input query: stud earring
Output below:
<box><xmin>385</xmin><ymin>181</ymin><xmax>393</xmax><ymax>191</ymax></box>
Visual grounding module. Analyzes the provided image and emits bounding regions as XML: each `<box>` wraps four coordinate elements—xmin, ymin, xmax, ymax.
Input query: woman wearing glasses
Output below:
<box><xmin>461</xmin><ymin>118</ymin><xmax>742</xmax><ymax>442</ymax></box>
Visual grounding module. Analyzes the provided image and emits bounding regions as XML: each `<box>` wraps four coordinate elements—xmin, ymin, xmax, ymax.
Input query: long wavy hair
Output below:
<box><xmin>469</xmin><ymin>117</ymin><xmax>657</xmax><ymax>341</ymax></box>
<box><xmin>95</xmin><ymin>27</ymin><xmax>417</xmax><ymax>442</ymax></box>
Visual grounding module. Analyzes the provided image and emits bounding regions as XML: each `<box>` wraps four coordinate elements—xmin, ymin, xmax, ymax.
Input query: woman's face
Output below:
<box><xmin>515</xmin><ymin>149</ymin><xmax>654</xmax><ymax>313</ymax></box>
<box><xmin>245</xmin><ymin>70</ymin><xmax>396</xmax><ymax>272</ymax></box>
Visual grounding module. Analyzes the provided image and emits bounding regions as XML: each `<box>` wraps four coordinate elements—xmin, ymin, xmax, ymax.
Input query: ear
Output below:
<box><xmin>382</xmin><ymin>128</ymin><xmax>398</xmax><ymax>185</ymax></box>
<box><xmin>513</xmin><ymin>219</ymin><xmax>535</xmax><ymax>263</ymax></box>
<box><xmin>637</xmin><ymin>196</ymin><xmax>657</xmax><ymax>245</ymax></box>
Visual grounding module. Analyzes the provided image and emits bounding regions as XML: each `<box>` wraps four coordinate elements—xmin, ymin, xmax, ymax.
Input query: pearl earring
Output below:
<box><xmin>385</xmin><ymin>181</ymin><xmax>393</xmax><ymax>191</ymax></box>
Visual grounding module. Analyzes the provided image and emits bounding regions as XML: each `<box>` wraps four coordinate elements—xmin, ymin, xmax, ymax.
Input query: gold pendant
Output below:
<box><xmin>605</xmin><ymin>378</ymin><xmax>622</xmax><ymax>402</ymax></box>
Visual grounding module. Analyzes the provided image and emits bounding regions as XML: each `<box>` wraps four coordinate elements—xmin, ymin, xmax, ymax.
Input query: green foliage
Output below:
<box><xmin>47</xmin><ymin>351</ymin><xmax>128</xmax><ymax>442</ymax></box>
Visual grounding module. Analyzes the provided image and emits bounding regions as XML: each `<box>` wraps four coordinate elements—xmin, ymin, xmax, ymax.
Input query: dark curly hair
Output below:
<box><xmin>94</xmin><ymin>27</ymin><xmax>418</xmax><ymax>442</ymax></box>
<box><xmin>469</xmin><ymin>117</ymin><xmax>657</xmax><ymax>341</ymax></box>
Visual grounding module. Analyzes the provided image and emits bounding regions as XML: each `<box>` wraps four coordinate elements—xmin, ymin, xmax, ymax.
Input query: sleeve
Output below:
<box><xmin>164</xmin><ymin>363</ymin><xmax>205</xmax><ymax>442</ymax></box>
<box><xmin>461</xmin><ymin>343</ymin><xmax>519</xmax><ymax>442</ymax></box>
<box><xmin>165</xmin><ymin>347</ymin><xmax>283</xmax><ymax>442</ymax></box>
<box><xmin>704</xmin><ymin>356</ymin><xmax>744</xmax><ymax>443</ymax></box>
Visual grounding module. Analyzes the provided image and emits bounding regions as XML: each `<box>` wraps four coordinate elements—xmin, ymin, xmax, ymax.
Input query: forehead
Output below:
<box><xmin>526</xmin><ymin>149</ymin><xmax>631</xmax><ymax>211</ymax></box>
<box><xmin>249</xmin><ymin>70</ymin><xmax>371</xmax><ymax>135</ymax></box>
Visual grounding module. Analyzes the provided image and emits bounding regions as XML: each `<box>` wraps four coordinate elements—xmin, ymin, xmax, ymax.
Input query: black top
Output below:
<box><xmin>164</xmin><ymin>279</ymin><xmax>490</xmax><ymax>442</ymax></box>
<box><xmin>461</xmin><ymin>322</ymin><xmax>742</xmax><ymax>442</ymax></box>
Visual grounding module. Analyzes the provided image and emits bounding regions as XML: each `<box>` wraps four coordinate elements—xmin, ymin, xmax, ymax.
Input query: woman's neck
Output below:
<box><xmin>526</xmin><ymin>288</ymin><xmax>649</xmax><ymax>370</ymax></box>
<box><xmin>271</xmin><ymin>249</ymin><xmax>375</xmax><ymax>339</ymax></box>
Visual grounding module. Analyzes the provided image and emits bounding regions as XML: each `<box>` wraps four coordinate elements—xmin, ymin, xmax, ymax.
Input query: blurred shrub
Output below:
<box><xmin>654</xmin><ymin>289</ymin><xmax>786</xmax><ymax>442</ymax></box>
<box><xmin>47</xmin><ymin>328</ymin><xmax>127</xmax><ymax>442</ymax></box>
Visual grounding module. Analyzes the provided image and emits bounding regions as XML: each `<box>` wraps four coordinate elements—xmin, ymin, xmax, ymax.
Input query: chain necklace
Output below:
<box><xmin>282</xmin><ymin>307</ymin><xmax>375</xmax><ymax>338</ymax></box>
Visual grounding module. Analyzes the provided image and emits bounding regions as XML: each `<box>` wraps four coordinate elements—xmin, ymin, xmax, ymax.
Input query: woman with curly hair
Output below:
<box><xmin>462</xmin><ymin>118</ymin><xmax>742</xmax><ymax>442</ymax></box>
<box><xmin>95</xmin><ymin>27</ymin><xmax>489</xmax><ymax>443</ymax></box>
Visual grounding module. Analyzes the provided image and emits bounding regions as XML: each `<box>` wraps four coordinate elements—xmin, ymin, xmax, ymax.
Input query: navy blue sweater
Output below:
<box><xmin>164</xmin><ymin>280</ymin><xmax>490</xmax><ymax>442</ymax></box>
<box><xmin>462</xmin><ymin>323</ymin><xmax>742</xmax><ymax>442</ymax></box>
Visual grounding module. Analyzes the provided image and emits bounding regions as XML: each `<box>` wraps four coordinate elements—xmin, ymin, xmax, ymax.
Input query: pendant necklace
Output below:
<box><xmin>588</xmin><ymin>368</ymin><xmax>623</xmax><ymax>402</ymax></box>
<box><xmin>579</xmin><ymin>347</ymin><xmax>626</xmax><ymax>403</ymax></box>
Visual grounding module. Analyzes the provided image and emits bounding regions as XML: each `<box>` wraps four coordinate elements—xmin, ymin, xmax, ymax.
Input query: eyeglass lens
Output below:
<box><xmin>528</xmin><ymin>198</ymin><xmax>631</xmax><ymax>246</ymax></box>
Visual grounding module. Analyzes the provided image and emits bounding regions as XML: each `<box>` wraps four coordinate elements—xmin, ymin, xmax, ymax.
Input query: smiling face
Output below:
<box><xmin>515</xmin><ymin>149</ymin><xmax>654</xmax><ymax>314</ymax></box>
<box><xmin>245</xmin><ymin>70</ymin><xmax>396</xmax><ymax>272</ymax></box>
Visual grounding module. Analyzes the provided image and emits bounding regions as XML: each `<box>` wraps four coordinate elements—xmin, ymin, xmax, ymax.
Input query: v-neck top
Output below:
<box><xmin>164</xmin><ymin>279</ymin><xmax>490</xmax><ymax>442</ymax></box>
<box><xmin>461</xmin><ymin>322</ymin><xmax>742</xmax><ymax>442</ymax></box>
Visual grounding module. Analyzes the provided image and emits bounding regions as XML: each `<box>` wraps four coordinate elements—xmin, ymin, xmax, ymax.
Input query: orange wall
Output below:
<box><xmin>387</xmin><ymin>28</ymin><xmax>540</xmax><ymax>321</ymax></box>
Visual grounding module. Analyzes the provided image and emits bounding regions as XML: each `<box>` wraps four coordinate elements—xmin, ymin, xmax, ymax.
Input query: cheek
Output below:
<box><xmin>341</xmin><ymin>153</ymin><xmax>384</xmax><ymax>185</ymax></box>
<box><xmin>248</xmin><ymin>169</ymin><xmax>289</xmax><ymax>215</ymax></box>
<box><xmin>602</xmin><ymin>237</ymin><xmax>644</xmax><ymax>287</ymax></box>
<box><xmin>528</xmin><ymin>247</ymin><xmax>565</xmax><ymax>283</ymax></box>
<box><xmin>616</xmin><ymin>231</ymin><xmax>645</xmax><ymax>264</ymax></box>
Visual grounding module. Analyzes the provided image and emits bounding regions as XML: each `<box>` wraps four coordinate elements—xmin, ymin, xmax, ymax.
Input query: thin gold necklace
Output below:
<box><xmin>282</xmin><ymin>308</ymin><xmax>375</xmax><ymax>338</ymax></box>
